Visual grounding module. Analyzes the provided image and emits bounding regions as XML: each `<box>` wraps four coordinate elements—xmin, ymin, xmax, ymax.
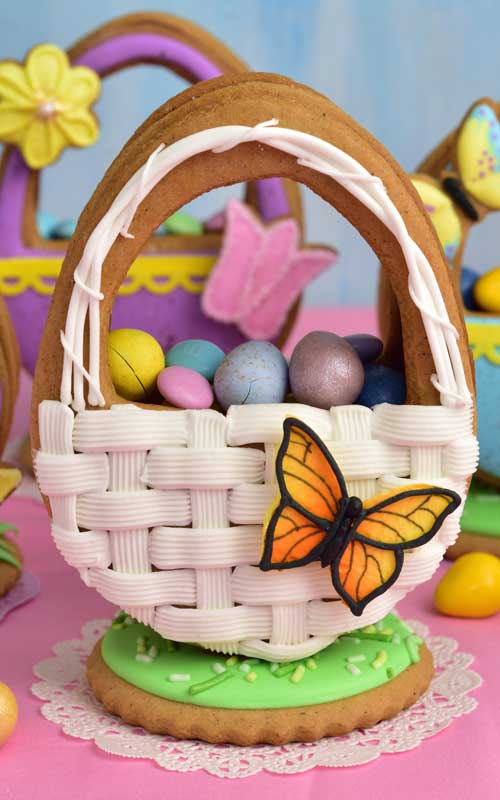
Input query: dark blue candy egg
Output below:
<box><xmin>461</xmin><ymin>266</ymin><xmax>480</xmax><ymax>311</ymax></box>
<box><xmin>356</xmin><ymin>364</ymin><xmax>406</xmax><ymax>408</ymax></box>
<box><xmin>344</xmin><ymin>334</ymin><xmax>383</xmax><ymax>364</ymax></box>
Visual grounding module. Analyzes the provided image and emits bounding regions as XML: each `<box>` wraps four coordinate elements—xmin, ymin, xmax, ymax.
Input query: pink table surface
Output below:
<box><xmin>0</xmin><ymin>308</ymin><xmax>494</xmax><ymax>799</ymax></box>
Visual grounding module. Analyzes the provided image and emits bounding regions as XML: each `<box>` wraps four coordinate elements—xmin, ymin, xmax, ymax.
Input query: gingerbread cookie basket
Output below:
<box><xmin>33</xmin><ymin>74</ymin><xmax>477</xmax><ymax>662</ymax></box>
<box><xmin>0</xmin><ymin>13</ymin><xmax>301</xmax><ymax>374</ymax></box>
<box><xmin>380</xmin><ymin>98</ymin><xmax>500</xmax><ymax>557</ymax></box>
<box><xmin>0</xmin><ymin>295</ymin><xmax>20</xmax><ymax>456</ymax></box>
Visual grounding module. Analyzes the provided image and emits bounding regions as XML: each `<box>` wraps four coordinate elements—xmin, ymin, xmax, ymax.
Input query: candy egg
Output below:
<box><xmin>165</xmin><ymin>339</ymin><xmax>225</xmax><ymax>381</ymax></box>
<box><xmin>157</xmin><ymin>366</ymin><xmax>213</xmax><ymax>409</ymax></box>
<box><xmin>289</xmin><ymin>331</ymin><xmax>364</xmax><ymax>409</ymax></box>
<box><xmin>0</xmin><ymin>681</ymin><xmax>18</xmax><ymax>746</ymax></box>
<box><xmin>36</xmin><ymin>210</ymin><xmax>58</xmax><ymax>239</ymax></box>
<box><xmin>162</xmin><ymin>211</ymin><xmax>203</xmax><ymax>236</ymax></box>
<box><xmin>50</xmin><ymin>218</ymin><xmax>77</xmax><ymax>240</ymax></box>
<box><xmin>214</xmin><ymin>341</ymin><xmax>288</xmax><ymax>412</ymax></box>
<box><xmin>434</xmin><ymin>553</ymin><xmax>500</xmax><ymax>618</ymax></box>
<box><xmin>473</xmin><ymin>266</ymin><xmax>500</xmax><ymax>312</ymax></box>
<box><xmin>356</xmin><ymin>364</ymin><xmax>406</xmax><ymax>407</ymax></box>
<box><xmin>108</xmin><ymin>328</ymin><xmax>165</xmax><ymax>401</ymax></box>
<box><xmin>344</xmin><ymin>333</ymin><xmax>383</xmax><ymax>364</ymax></box>
<box><xmin>460</xmin><ymin>266</ymin><xmax>480</xmax><ymax>310</ymax></box>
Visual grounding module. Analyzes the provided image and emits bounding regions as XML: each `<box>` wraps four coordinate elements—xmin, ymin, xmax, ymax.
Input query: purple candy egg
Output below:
<box><xmin>157</xmin><ymin>366</ymin><xmax>214</xmax><ymax>409</ymax></box>
<box><xmin>289</xmin><ymin>331</ymin><xmax>365</xmax><ymax>409</ymax></box>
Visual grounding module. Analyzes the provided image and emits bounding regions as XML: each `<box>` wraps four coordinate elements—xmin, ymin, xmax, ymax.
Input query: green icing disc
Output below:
<box><xmin>461</xmin><ymin>478</ymin><xmax>500</xmax><ymax>539</ymax></box>
<box><xmin>101</xmin><ymin>613</ymin><xmax>423</xmax><ymax>710</ymax></box>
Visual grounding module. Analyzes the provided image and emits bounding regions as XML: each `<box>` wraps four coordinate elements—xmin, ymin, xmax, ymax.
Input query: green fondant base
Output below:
<box><xmin>461</xmin><ymin>478</ymin><xmax>500</xmax><ymax>539</ymax></box>
<box><xmin>101</xmin><ymin>613</ymin><xmax>422</xmax><ymax>710</ymax></box>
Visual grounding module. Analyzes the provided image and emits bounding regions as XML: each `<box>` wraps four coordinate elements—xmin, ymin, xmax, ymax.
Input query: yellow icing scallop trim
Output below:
<box><xmin>0</xmin><ymin>254</ymin><xmax>216</xmax><ymax>296</ymax></box>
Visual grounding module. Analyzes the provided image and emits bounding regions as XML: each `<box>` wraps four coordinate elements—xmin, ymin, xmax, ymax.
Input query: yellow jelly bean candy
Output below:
<box><xmin>0</xmin><ymin>681</ymin><xmax>18</xmax><ymax>746</ymax></box>
<box><xmin>473</xmin><ymin>267</ymin><xmax>500</xmax><ymax>313</ymax></box>
<box><xmin>108</xmin><ymin>328</ymin><xmax>164</xmax><ymax>401</ymax></box>
<box><xmin>434</xmin><ymin>552</ymin><xmax>500</xmax><ymax>618</ymax></box>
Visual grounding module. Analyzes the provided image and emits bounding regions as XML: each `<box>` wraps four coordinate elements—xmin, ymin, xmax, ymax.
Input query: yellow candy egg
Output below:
<box><xmin>473</xmin><ymin>267</ymin><xmax>500</xmax><ymax>312</ymax></box>
<box><xmin>0</xmin><ymin>681</ymin><xmax>18</xmax><ymax>746</ymax></box>
<box><xmin>108</xmin><ymin>328</ymin><xmax>164</xmax><ymax>401</ymax></box>
<box><xmin>434</xmin><ymin>552</ymin><xmax>500</xmax><ymax>618</ymax></box>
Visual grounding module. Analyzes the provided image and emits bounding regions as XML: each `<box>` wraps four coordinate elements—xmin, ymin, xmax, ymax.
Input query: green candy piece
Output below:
<box><xmin>162</xmin><ymin>211</ymin><xmax>203</xmax><ymax>236</ymax></box>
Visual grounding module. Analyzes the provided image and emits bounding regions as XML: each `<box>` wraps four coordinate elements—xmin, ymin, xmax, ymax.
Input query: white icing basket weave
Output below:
<box><xmin>33</xmin><ymin>77</ymin><xmax>478</xmax><ymax>661</ymax></box>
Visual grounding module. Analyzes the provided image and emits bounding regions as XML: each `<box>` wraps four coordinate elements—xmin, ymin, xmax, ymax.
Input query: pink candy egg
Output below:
<box><xmin>157</xmin><ymin>366</ymin><xmax>213</xmax><ymax>409</ymax></box>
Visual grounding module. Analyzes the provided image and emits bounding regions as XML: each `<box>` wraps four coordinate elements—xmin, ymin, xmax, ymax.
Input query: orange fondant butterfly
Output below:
<box><xmin>259</xmin><ymin>418</ymin><xmax>461</xmax><ymax>616</ymax></box>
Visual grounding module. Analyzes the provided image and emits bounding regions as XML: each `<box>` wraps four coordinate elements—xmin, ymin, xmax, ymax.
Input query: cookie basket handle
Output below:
<box><xmin>32</xmin><ymin>74</ymin><xmax>474</xmax><ymax>422</ymax></box>
<box><xmin>0</xmin><ymin>13</ymin><xmax>300</xmax><ymax>257</ymax></box>
<box><xmin>0</xmin><ymin>296</ymin><xmax>19</xmax><ymax>455</ymax></box>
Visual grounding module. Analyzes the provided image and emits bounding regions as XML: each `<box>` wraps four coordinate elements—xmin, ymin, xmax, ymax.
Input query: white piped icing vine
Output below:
<box><xmin>60</xmin><ymin>120</ymin><xmax>471</xmax><ymax>412</ymax></box>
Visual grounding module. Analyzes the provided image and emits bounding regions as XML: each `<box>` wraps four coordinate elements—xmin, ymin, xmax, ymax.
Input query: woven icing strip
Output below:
<box><xmin>35</xmin><ymin>400</ymin><xmax>476</xmax><ymax>660</ymax></box>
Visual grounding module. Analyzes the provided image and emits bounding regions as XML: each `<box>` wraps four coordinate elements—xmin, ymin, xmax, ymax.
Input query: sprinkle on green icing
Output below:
<box><xmin>405</xmin><ymin>635</ymin><xmax>421</xmax><ymax>664</ymax></box>
<box><xmin>392</xmin><ymin>633</ymin><xmax>401</xmax><ymax>645</ymax></box>
<box><xmin>371</xmin><ymin>650</ymin><xmax>388</xmax><ymax>670</ymax></box>
<box><xmin>135</xmin><ymin>653</ymin><xmax>152</xmax><ymax>663</ymax></box>
<box><xmin>274</xmin><ymin>662</ymin><xmax>297</xmax><ymax>678</ymax></box>
<box><xmin>212</xmin><ymin>662</ymin><xmax>226</xmax><ymax>675</ymax></box>
<box><xmin>362</xmin><ymin>625</ymin><xmax>377</xmax><ymax>634</ymax></box>
<box><xmin>189</xmin><ymin>671</ymin><xmax>232</xmax><ymax>696</ymax></box>
<box><xmin>101</xmin><ymin>613</ymin><xmax>422</xmax><ymax>710</ymax></box>
<box><xmin>291</xmin><ymin>664</ymin><xmax>306</xmax><ymax>684</ymax></box>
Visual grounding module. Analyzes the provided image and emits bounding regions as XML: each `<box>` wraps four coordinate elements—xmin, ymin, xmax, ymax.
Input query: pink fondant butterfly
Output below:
<box><xmin>202</xmin><ymin>200</ymin><xmax>336</xmax><ymax>340</ymax></box>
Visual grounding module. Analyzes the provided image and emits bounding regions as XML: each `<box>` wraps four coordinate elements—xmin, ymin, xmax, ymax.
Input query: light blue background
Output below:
<box><xmin>0</xmin><ymin>0</ymin><xmax>499</xmax><ymax>305</ymax></box>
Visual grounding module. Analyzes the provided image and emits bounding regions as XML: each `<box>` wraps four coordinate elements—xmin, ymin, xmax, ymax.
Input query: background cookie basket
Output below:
<box><xmin>0</xmin><ymin>12</ymin><xmax>302</xmax><ymax>375</ymax></box>
<box><xmin>384</xmin><ymin>98</ymin><xmax>500</xmax><ymax>555</ymax></box>
<box><xmin>32</xmin><ymin>74</ymin><xmax>477</xmax><ymax>661</ymax></box>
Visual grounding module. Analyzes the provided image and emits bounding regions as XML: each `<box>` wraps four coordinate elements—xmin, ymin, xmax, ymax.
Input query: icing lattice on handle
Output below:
<box><xmin>60</xmin><ymin>120</ymin><xmax>471</xmax><ymax>412</ymax></box>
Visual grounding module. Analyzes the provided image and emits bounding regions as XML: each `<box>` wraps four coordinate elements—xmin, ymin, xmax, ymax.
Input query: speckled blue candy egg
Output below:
<box><xmin>165</xmin><ymin>339</ymin><xmax>225</xmax><ymax>381</ymax></box>
<box><xmin>51</xmin><ymin>218</ymin><xmax>77</xmax><ymax>240</ymax></box>
<box><xmin>214</xmin><ymin>341</ymin><xmax>288</xmax><ymax>411</ymax></box>
<box><xmin>344</xmin><ymin>333</ymin><xmax>383</xmax><ymax>364</ymax></box>
<box><xmin>461</xmin><ymin>266</ymin><xmax>480</xmax><ymax>310</ymax></box>
<box><xmin>356</xmin><ymin>364</ymin><xmax>406</xmax><ymax>408</ymax></box>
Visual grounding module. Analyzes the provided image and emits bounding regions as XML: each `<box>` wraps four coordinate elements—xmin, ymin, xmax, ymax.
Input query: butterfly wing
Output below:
<box><xmin>260</xmin><ymin>418</ymin><xmax>348</xmax><ymax>570</ymax></box>
<box><xmin>332</xmin><ymin>485</ymin><xmax>460</xmax><ymax>615</ymax></box>
<box><xmin>333</xmin><ymin>540</ymin><xmax>401</xmax><ymax>616</ymax></box>
<box><xmin>412</xmin><ymin>176</ymin><xmax>462</xmax><ymax>262</ymax></box>
<box><xmin>356</xmin><ymin>485</ymin><xmax>461</xmax><ymax>548</ymax></box>
<box><xmin>260</xmin><ymin>503</ymin><xmax>330</xmax><ymax>569</ymax></box>
<box><xmin>457</xmin><ymin>102</ymin><xmax>500</xmax><ymax>209</ymax></box>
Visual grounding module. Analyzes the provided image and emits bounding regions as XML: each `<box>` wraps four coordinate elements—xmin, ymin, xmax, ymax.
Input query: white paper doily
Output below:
<box><xmin>32</xmin><ymin>617</ymin><xmax>481</xmax><ymax>778</ymax></box>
